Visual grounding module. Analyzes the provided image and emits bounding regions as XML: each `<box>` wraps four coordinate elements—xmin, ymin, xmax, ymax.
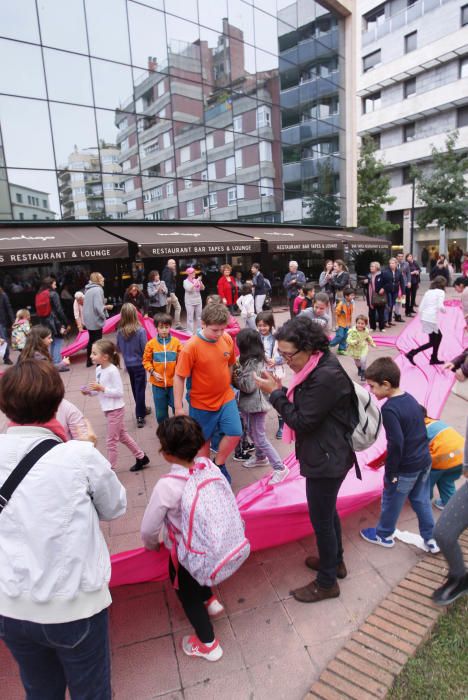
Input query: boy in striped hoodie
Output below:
<box><xmin>143</xmin><ymin>313</ymin><xmax>183</xmax><ymax>424</ymax></box>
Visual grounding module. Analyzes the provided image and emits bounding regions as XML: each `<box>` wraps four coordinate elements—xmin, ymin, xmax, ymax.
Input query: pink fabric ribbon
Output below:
<box><xmin>282</xmin><ymin>351</ymin><xmax>323</xmax><ymax>444</ymax></box>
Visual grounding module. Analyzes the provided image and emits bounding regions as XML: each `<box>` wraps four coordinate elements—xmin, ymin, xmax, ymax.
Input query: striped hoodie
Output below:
<box><xmin>143</xmin><ymin>334</ymin><xmax>182</xmax><ymax>388</ymax></box>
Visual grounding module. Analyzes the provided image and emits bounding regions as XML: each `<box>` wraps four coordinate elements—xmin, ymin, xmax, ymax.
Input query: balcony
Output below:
<box><xmin>280</xmin><ymin>73</ymin><xmax>341</xmax><ymax>110</ymax></box>
<box><xmin>280</xmin><ymin>28</ymin><xmax>339</xmax><ymax>71</ymax></box>
<box><xmin>362</xmin><ymin>0</ymin><xmax>446</xmax><ymax>48</ymax></box>
<box><xmin>281</xmin><ymin>115</ymin><xmax>341</xmax><ymax>145</ymax></box>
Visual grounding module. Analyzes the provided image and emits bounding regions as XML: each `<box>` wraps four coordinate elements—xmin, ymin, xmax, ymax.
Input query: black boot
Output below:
<box><xmin>406</xmin><ymin>351</ymin><xmax>416</xmax><ymax>366</ymax></box>
<box><xmin>130</xmin><ymin>454</ymin><xmax>150</xmax><ymax>472</ymax></box>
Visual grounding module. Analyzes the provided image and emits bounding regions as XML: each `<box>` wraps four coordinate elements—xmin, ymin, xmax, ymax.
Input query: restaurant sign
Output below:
<box><xmin>140</xmin><ymin>231</ymin><xmax>260</xmax><ymax>257</ymax></box>
<box><xmin>0</xmin><ymin>234</ymin><xmax>128</xmax><ymax>266</ymax></box>
<box><xmin>261</xmin><ymin>231</ymin><xmax>340</xmax><ymax>253</ymax></box>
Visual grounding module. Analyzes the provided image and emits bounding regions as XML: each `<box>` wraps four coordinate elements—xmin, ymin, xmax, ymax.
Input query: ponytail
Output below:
<box><xmin>93</xmin><ymin>339</ymin><xmax>120</xmax><ymax>368</ymax></box>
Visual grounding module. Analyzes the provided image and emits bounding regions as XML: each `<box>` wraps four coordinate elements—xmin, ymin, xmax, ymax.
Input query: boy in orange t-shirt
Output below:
<box><xmin>173</xmin><ymin>304</ymin><xmax>242</xmax><ymax>484</ymax></box>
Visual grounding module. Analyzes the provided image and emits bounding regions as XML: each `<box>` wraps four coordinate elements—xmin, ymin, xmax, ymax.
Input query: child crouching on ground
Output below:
<box><xmin>141</xmin><ymin>416</ymin><xmax>225</xmax><ymax>661</ymax></box>
<box><xmin>11</xmin><ymin>308</ymin><xmax>31</xmax><ymax>351</ymax></box>
<box><xmin>360</xmin><ymin>357</ymin><xmax>439</xmax><ymax>553</ymax></box>
<box><xmin>329</xmin><ymin>287</ymin><xmax>354</xmax><ymax>354</ymax></box>
<box><xmin>422</xmin><ymin>406</ymin><xmax>464</xmax><ymax>510</ymax></box>
<box><xmin>346</xmin><ymin>314</ymin><xmax>376</xmax><ymax>382</ymax></box>
<box><xmin>300</xmin><ymin>292</ymin><xmax>330</xmax><ymax>330</ymax></box>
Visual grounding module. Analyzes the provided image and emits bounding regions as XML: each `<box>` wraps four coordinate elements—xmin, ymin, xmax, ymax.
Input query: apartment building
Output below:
<box><xmin>358</xmin><ymin>0</ymin><xmax>468</xmax><ymax>256</ymax></box>
<box><xmin>114</xmin><ymin>19</ymin><xmax>282</xmax><ymax>223</ymax></box>
<box><xmin>9</xmin><ymin>183</ymin><xmax>55</xmax><ymax>220</ymax></box>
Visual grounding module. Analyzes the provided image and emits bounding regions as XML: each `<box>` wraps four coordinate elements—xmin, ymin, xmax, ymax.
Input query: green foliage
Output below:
<box><xmin>303</xmin><ymin>160</ymin><xmax>340</xmax><ymax>226</ymax></box>
<box><xmin>357</xmin><ymin>135</ymin><xmax>399</xmax><ymax>237</ymax></box>
<box><xmin>414</xmin><ymin>131</ymin><xmax>468</xmax><ymax>230</ymax></box>
<box><xmin>350</xmin><ymin>249</ymin><xmax>388</xmax><ymax>276</ymax></box>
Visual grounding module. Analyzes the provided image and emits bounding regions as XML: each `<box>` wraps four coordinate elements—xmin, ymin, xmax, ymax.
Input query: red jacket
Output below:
<box><xmin>217</xmin><ymin>275</ymin><xmax>238</xmax><ymax>305</ymax></box>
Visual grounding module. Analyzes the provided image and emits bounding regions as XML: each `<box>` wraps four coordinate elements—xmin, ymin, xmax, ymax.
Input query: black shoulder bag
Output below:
<box><xmin>0</xmin><ymin>440</ymin><xmax>58</xmax><ymax>515</ymax></box>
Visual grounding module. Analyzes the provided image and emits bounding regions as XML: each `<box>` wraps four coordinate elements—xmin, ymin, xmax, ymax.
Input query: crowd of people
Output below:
<box><xmin>0</xmin><ymin>252</ymin><xmax>466</xmax><ymax>697</ymax></box>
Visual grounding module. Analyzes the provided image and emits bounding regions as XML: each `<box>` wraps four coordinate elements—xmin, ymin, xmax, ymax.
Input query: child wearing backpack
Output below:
<box><xmin>141</xmin><ymin>416</ymin><xmax>249</xmax><ymax>662</ymax></box>
<box><xmin>11</xmin><ymin>309</ymin><xmax>31</xmax><ymax>351</ymax></box>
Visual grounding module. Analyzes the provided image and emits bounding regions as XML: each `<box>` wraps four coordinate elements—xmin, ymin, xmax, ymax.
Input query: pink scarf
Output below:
<box><xmin>282</xmin><ymin>352</ymin><xmax>323</xmax><ymax>444</ymax></box>
<box><xmin>8</xmin><ymin>418</ymin><xmax>68</xmax><ymax>442</ymax></box>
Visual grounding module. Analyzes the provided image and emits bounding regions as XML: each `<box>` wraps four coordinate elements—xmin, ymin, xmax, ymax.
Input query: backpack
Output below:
<box><xmin>35</xmin><ymin>289</ymin><xmax>51</xmax><ymax>317</ymax></box>
<box><xmin>349</xmin><ymin>381</ymin><xmax>382</xmax><ymax>452</ymax></box>
<box><xmin>164</xmin><ymin>458</ymin><xmax>250</xmax><ymax>586</ymax></box>
<box><xmin>263</xmin><ymin>277</ymin><xmax>272</xmax><ymax>293</ymax></box>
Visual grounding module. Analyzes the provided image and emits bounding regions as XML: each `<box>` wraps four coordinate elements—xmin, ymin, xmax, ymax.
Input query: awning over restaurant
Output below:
<box><xmin>0</xmin><ymin>226</ymin><xmax>129</xmax><ymax>266</ymax></box>
<box><xmin>219</xmin><ymin>225</ymin><xmax>343</xmax><ymax>252</ymax></box>
<box><xmin>100</xmin><ymin>224</ymin><xmax>262</xmax><ymax>257</ymax></box>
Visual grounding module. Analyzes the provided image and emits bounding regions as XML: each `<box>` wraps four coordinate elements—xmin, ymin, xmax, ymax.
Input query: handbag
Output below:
<box><xmin>451</xmin><ymin>379</ymin><xmax>468</xmax><ymax>401</ymax></box>
<box><xmin>371</xmin><ymin>291</ymin><xmax>387</xmax><ymax>306</ymax></box>
<box><xmin>0</xmin><ymin>439</ymin><xmax>58</xmax><ymax>515</ymax></box>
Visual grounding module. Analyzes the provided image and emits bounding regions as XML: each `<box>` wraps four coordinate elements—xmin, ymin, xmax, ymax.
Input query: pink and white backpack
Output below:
<box><xmin>164</xmin><ymin>457</ymin><xmax>250</xmax><ymax>587</ymax></box>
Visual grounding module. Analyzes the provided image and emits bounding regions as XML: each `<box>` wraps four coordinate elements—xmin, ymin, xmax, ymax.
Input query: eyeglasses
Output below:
<box><xmin>277</xmin><ymin>349</ymin><xmax>301</xmax><ymax>360</ymax></box>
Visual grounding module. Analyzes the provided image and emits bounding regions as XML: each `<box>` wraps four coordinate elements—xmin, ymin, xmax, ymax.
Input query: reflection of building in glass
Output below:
<box><xmin>0</xmin><ymin>125</ymin><xmax>12</xmax><ymax>220</ymax></box>
<box><xmin>57</xmin><ymin>146</ymin><xmax>125</xmax><ymax>221</ymax></box>
<box><xmin>115</xmin><ymin>20</ymin><xmax>282</xmax><ymax>223</ymax></box>
<box><xmin>9</xmin><ymin>183</ymin><xmax>55</xmax><ymax>220</ymax></box>
<box><xmin>278</xmin><ymin>1</ymin><xmax>346</xmax><ymax>225</ymax></box>
<box><xmin>358</xmin><ymin>0</ymin><xmax>468</xmax><ymax>254</ymax></box>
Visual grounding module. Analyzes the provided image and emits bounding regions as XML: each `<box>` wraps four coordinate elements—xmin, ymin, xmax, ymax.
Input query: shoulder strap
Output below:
<box><xmin>0</xmin><ymin>439</ymin><xmax>59</xmax><ymax>514</ymax></box>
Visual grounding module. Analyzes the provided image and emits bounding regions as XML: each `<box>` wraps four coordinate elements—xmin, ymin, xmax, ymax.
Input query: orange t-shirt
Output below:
<box><xmin>176</xmin><ymin>332</ymin><xmax>236</xmax><ymax>411</ymax></box>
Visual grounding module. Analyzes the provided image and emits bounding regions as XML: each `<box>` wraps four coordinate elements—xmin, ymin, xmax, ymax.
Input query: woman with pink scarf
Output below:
<box><xmin>255</xmin><ymin>316</ymin><xmax>356</xmax><ymax>604</ymax></box>
<box><xmin>183</xmin><ymin>267</ymin><xmax>205</xmax><ymax>335</ymax></box>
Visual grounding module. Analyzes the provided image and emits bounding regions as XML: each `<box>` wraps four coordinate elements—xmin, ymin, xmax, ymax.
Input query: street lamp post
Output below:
<box><xmin>410</xmin><ymin>176</ymin><xmax>415</xmax><ymax>255</ymax></box>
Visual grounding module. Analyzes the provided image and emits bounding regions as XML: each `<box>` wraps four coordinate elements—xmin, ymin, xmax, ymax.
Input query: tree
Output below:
<box><xmin>357</xmin><ymin>135</ymin><xmax>399</xmax><ymax>237</ymax></box>
<box><xmin>303</xmin><ymin>159</ymin><xmax>340</xmax><ymax>226</ymax></box>
<box><xmin>414</xmin><ymin>131</ymin><xmax>468</xmax><ymax>252</ymax></box>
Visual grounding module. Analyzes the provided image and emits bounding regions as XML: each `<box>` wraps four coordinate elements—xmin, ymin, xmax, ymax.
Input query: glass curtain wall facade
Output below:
<box><xmin>0</xmin><ymin>0</ymin><xmax>284</xmax><ymax>223</ymax></box>
<box><xmin>278</xmin><ymin>0</ymin><xmax>346</xmax><ymax>225</ymax></box>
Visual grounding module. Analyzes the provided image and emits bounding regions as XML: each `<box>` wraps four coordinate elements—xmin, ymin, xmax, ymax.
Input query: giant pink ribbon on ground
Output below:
<box><xmin>108</xmin><ymin>303</ymin><xmax>465</xmax><ymax>586</ymax></box>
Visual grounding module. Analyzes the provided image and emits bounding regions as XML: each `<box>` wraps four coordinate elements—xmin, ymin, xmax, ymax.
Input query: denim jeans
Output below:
<box><xmin>127</xmin><ymin>365</ymin><xmax>147</xmax><ymax>419</ymax></box>
<box><xmin>430</xmin><ymin>465</ymin><xmax>463</xmax><ymax>505</ymax></box>
<box><xmin>306</xmin><ymin>475</ymin><xmax>346</xmax><ymax>588</ymax></box>
<box><xmin>51</xmin><ymin>337</ymin><xmax>63</xmax><ymax>365</ymax></box>
<box><xmin>152</xmin><ymin>384</ymin><xmax>174</xmax><ymax>423</ymax></box>
<box><xmin>0</xmin><ymin>608</ymin><xmax>111</xmax><ymax>700</ymax></box>
<box><xmin>376</xmin><ymin>465</ymin><xmax>434</xmax><ymax>541</ymax></box>
<box><xmin>0</xmin><ymin>323</ymin><xmax>10</xmax><ymax>362</ymax></box>
<box><xmin>246</xmin><ymin>411</ymin><xmax>283</xmax><ymax>470</ymax></box>
<box><xmin>329</xmin><ymin>326</ymin><xmax>348</xmax><ymax>351</ymax></box>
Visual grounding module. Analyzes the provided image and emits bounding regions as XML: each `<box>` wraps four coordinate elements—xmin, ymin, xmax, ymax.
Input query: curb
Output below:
<box><xmin>305</xmin><ymin>531</ymin><xmax>468</xmax><ymax>699</ymax></box>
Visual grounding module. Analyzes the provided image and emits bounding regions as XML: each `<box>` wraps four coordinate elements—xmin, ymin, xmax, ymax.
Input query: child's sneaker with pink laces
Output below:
<box><xmin>181</xmin><ymin>635</ymin><xmax>223</xmax><ymax>661</ymax></box>
<box><xmin>204</xmin><ymin>595</ymin><xmax>224</xmax><ymax>617</ymax></box>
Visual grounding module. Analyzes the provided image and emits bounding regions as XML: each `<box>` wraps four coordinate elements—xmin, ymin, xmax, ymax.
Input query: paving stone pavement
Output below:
<box><xmin>0</xmin><ymin>288</ymin><xmax>466</xmax><ymax>699</ymax></box>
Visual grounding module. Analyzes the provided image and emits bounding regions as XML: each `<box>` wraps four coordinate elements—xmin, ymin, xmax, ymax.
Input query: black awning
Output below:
<box><xmin>218</xmin><ymin>225</ymin><xmax>343</xmax><ymax>252</ymax></box>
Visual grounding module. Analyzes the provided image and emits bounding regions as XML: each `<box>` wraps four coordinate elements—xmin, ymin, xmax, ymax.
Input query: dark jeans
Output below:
<box><xmin>411</xmin><ymin>331</ymin><xmax>442</xmax><ymax>362</ymax></box>
<box><xmin>410</xmin><ymin>284</ymin><xmax>419</xmax><ymax>310</ymax></box>
<box><xmin>405</xmin><ymin>286</ymin><xmax>412</xmax><ymax>314</ymax></box>
<box><xmin>0</xmin><ymin>323</ymin><xmax>10</xmax><ymax>362</ymax></box>
<box><xmin>86</xmin><ymin>328</ymin><xmax>102</xmax><ymax>365</ymax></box>
<box><xmin>0</xmin><ymin>608</ymin><xmax>111</xmax><ymax>700</ymax></box>
<box><xmin>127</xmin><ymin>365</ymin><xmax>147</xmax><ymax>419</ymax></box>
<box><xmin>368</xmin><ymin>305</ymin><xmax>385</xmax><ymax>331</ymax></box>
<box><xmin>386</xmin><ymin>290</ymin><xmax>397</xmax><ymax>322</ymax></box>
<box><xmin>169</xmin><ymin>559</ymin><xmax>214</xmax><ymax>643</ymax></box>
<box><xmin>148</xmin><ymin>305</ymin><xmax>167</xmax><ymax>318</ymax></box>
<box><xmin>306</xmin><ymin>475</ymin><xmax>346</xmax><ymax>588</ymax></box>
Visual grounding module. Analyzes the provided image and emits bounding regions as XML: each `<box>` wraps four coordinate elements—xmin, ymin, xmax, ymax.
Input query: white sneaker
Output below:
<box><xmin>181</xmin><ymin>635</ymin><xmax>223</xmax><ymax>661</ymax></box>
<box><xmin>424</xmin><ymin>538</ymin><xmax>440</xmax><ymax>554</ymax></box>
<box><xmin>243</xmin><ymin>456</ymin><xmax>269</xmax><ymax>469</ymax></box>
<box><xmin>204</xmin><ymin>596</ymin><xmax>224</xmax><ymax>617</ymax></box>
<box><xmin>268</xmin><ymin>466</ymin><xmax>290</xmax><ymax>485</ymax></box>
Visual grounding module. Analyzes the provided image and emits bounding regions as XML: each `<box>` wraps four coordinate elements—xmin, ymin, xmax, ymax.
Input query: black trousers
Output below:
<box><xmin>86</xmin><ymin>328</ymin><xmax>103</xmax><ymax>364</ymax></box>
<box><xmin>411</xmin><ymin>331</ymin><xmax>442</xmax><ymax>361</ymax></box>
<box><xmin>405</xmin><ymin>287</ymin><xmax>412</xmax><ymax>314</ymax></box>
<box><xmin>169</xmin><ymin>559</ymin><xmax>214</xmax><ymax>643</ymax></box>
<box><xmin>368</xmin><ymin>305</ymin><xmax>385</xmax><ymax>331</ymax></box>
<box><xmin>127</xmin><ymin>365</ymin><xmax>147</xmax><ymax>419</ymax></box>
<box><xmin>305</xmin><ymin>475</ymin><xmax>346</xmax><ymax>588</ymax></box>
<box><xmin>410</xmin><ymin>284</ymin><xmax>418</xmax><ymax>311</ymax></box>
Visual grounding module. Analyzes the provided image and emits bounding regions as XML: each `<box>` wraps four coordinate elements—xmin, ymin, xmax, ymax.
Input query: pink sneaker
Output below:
<box><xmin>204</xmin><ymin>595</ymin><xmax>224</xmax><ymax>617</ymax></box>
<box><xmin>181</xmin><ymin>635</ymin><xmax>223</xmax><ymax>661</ymax></box>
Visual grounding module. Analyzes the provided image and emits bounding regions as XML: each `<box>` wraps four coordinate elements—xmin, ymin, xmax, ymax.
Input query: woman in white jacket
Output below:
<box><xmin>406</xmin><ymin>276</ymin><xmax>447</xmax><ymax>366</ymax></box>
<box><xmin>0</xmin><ymin>360</ymin><xmax>126</xmax><ymax>700</ymax></box>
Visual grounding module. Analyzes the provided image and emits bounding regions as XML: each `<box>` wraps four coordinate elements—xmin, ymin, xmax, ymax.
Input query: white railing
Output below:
<box><xmin>362</xmin><ymin>0</ymin><xmax>449</xmax><ymax>47</ymax></box>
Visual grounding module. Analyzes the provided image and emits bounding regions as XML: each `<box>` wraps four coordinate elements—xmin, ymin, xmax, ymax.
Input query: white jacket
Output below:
<box><xmin>96</xmin><ymin>363</ymin><xmax>125</xmax><ymax>412</ymax></box>
<box><xmin>419</xmin><ymin>289</ymin><xmax>445</xmax><ymax>325</ymax></box>
<box><xmin>237</xmin><ymin>293</ymin><xmax>255</xmax><ymax>318</ymax></box>
<box><xmin>0</xmin><ymin>427</ymin><xmax>126</xmax><ymax>623</ymax></box>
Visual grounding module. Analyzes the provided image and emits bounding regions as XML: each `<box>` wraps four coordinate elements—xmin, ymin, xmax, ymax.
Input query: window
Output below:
<box><xmin>364</xmin><ymin>4</ymin><xmax>385</xmax><ymax>32</ymax></box>
<box><xmin>166</xmin><ymin>181</ymin><xmax>174</xmax><ymax>197</ymax></box>
<box><xmin>233</xmin><ymin>115</ymin><xmax>242</xmax><ymax>133</ymax></box>
<box><xmin>143</xmin><ymin>192</ymin><xmax>151</xmax><ymax>203</ymax></box>
<box><xmin>119</xmin><ymin>117</ymin><xmax>128</xmax><ymax>130</ymax></box>
<box><xmin>137</xmin><ymin>118</ymin><xmax>146</xmax><ymax>133</ymax></box>
<box><xmin>363</xmin><ymin>50</ymin><xmax>381</xmax><ymax>72</ymax></box>
<box><xmin>405</xmin><ymin>31</ymin><xmax>417</xmax><ymax>54</ymax></box>
<box><xmin>259</xmin><ymin>141</ymin><xmax>272</xmax><ymax>161</ymax></box>
<box><xmin>32</xmin><ymin>214</ymin><xmax>37</xmax><ymax>220</ymax></box>
<box><xmin>144</xmin><ymin>140</ymin><xmax>159</xmax><ymax>156</ymax></box>
<box><xmin>223</xmin><ymin>155</ymin><xmax>234</xmax><ymax>177</ymax></box>
<box><xmin>236</xmin><ymin>184</ymin><xmax>245</xmax><ymax>200</ymax></box>
<box><xmin>157</xmin><ymin>80</ymin><xmax>165</xmax><ymax>97</ymax></box>
<box><xmin>235</xmin><ymin>149</ymin><xmax>243</xmax><ymax>169</ymax></box>
<box><xmin>180</xmin><ymin>146</ymin><xmax>191</xmax><ymax>163</ymax></box>
<box><xmin>203</xmin><ymin>192</ymin><xmax>217</xmax><ymax>208</ymax></box>
<box><xmin>16</xmin><ymin>193</ymin><xmax>22</xmax><ymax>203</ymax></box>
<box><xmin>76</xmin><ymin>201</ymin><xmax>87</xmax><ymax>210</ymax></box>
<box><xmin>457</xmin><ymin>105</ymin><xmax>468</xmax><ymax>128</ymax></box>
<box><xmin>162</xmin><ymin>131</ymin><xmax>171</xmax><ymax>149</ymax></box>
<box><xmin>404</xmin><ymin>77</ymin><xmax>416</xmax><ymax>98</ymax></box>
<box><xmin>259</xmin><ymin>178</ymin><xmax>274</xmax><ymax>197</ymax></box>
<box><xmin>460</xmin><ymin>56</ymin><xmax>468</xmax><ymax>78</ymax></box>
<box><xmin>150</xmin><ymin>187</ymin><xmax>162</xmax><ymax>200</ymax></box>
<box><xmin>125</xmin><ymin>179</ymin><xmax>135</xmax><ymax>193</ymax></box>
<box><xmin>404</xmin><ymin>122</ymin><xmax>416</xmax><ymax>142</ymax></box>
<box><xmin>18</xmin><ymin>212</ymin><xmax>24</xmax><ymax>220</ymax></box>
<box><xmin>402</xmin><ymin>166</ymin><xmax>414</xmax><ymax>185</ymax></box>
<box><xmin>127</xmin><ymin>199</ymin><xmax>137</xmax><ymax>211</ymax></box>
<box><xmin>462</xmin><ymin>4</ymin><xmax>468</xmax><ymax>26</ymax></box>
<box><xmin>225</xmin><ymin>129</ymin><xmax>233</xmax><ymax>144</ymax></box>
<box><xmin>184</xmin><ymin>178</ymin><xmax>192</xmax><ymax>189</ymax></box>
<box><xmin>167</xmin><ymin>207</ymin><xmax>176</xmax><ymax>220</ymax></box>
<box><xmin>158</xmin><ymin>108</ymin><xmax>166</xmax><ymax>119</ymax></box>
<box><xmin>186</xmin><ymin>200</ymin><xmax>195</xmax><ymax>216</ymax></box>
<box><xmin>201</xmin><ymin>170</ymin><xmax>208</xmax><ymax>181</ymax></box>
<box><xmin>164</xmin><ymin>159</ymin><xmax>173</xmax><ymax>174</ymax></box>
<box><xmin>27</xmin><ymin>195</ymin><xmax>32</xmax><ymax>205</ymax></box>
<box><xmin>200</xmin><ymin>139</ymin><xmax>206</xmax><ymax>157</ymax></box>
<box><xmin>207</xmin><ymin>162</ymin><xmax>216</xmax><ymax>180</ymax></box>
<box><xmin>206</xmin><ymin>133</ymin><xmax>214</xmax><ymax>150</ymax></box>
<box><xmin>256</xmin><ymin>106</ymin><xmax>271</xmax><ymax>128</ymax></box>
<box><xmin>363</xmin><ymin>91</ymin><xmax>381</xmax><ymax>114</ymax></box>
<box><xmin>227</xmin><ymin>187</ymin><xmax>237</xmax><ymax>205</ymax></box>
<box><xmin>120</xmin><ymin>137</ymin><xmax>129</xmax><ymax>151</ymax></box>
<box><xmin>102</xmin><ymin>155</ymin><xmax>118</xmax><ymax>164</ymax></box>
<box><xmin>122</xmin><ymin>159</ymin><xmax>131</xmax><ymax>171</ymax></box>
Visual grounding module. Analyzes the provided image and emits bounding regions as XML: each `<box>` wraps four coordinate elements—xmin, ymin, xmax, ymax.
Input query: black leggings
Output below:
<box><xmin>410</xmin><ymin>331</ymin><xmax>442</xmax><ymax>361</ymax></box>
<box><xmin>86</xmin><ymin>328</ymin><xmax>103</xmax><ymax>364</ymax></box>
<box><xmin>169</xmin><ymin>559</ymin><xmax>214</xmax><ymax>643</ymax></box>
